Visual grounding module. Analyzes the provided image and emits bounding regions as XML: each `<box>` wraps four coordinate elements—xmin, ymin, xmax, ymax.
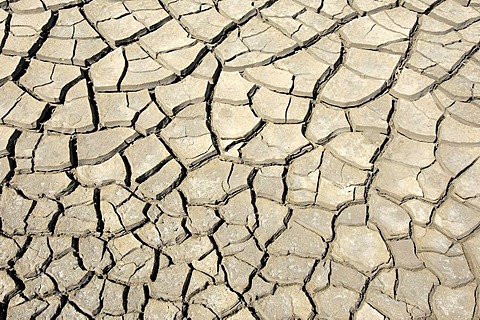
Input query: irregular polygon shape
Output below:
<box><xmin>320</xmin><ymin>67</ymin><xmax>387</xmax><ymax>107</ymax></box>
<box><xmin>394</xmin><ymin>95</ymin><xmax>442</xmax><ymax>142</ymax></box>
<box><xmin>254</xmin><ymin>285</ymin><xmax>313</xmax><ymax>319</ymax></box>
<box><xmin>10</xmin><ymin>172</ymin><xmax>73</xmax><ymax>199</ymax></box>
<box><xmin>89</xmin><ymin>48</ymin><xmax>125</xmax><ymax>91</ymax></box>
<box><xmin>432</xmin><ymin>284</ymin><xmax>476</xmax><ymax>320</ymax></box>
<box><xmin>55</xmin><ymin>204</ymin><xmax>97</xmax><ymax>236</ymax></box>
<box><xmin>213</xmin><ymin>71</ymin><xmax>255</xmax><ymax>105</ymax></box>
<box><xmin>306</xmin><ymin>104</ymin><xmax>349</xmax><ymax>143</ymax></box>
<box><xmin>262</xmin><ymin>255</ymin><xmax>315</xmax><ymax>285</ymax></box>
<box><xmin>433</xmin><ymin>198</ymin><xmax>480</xmax><ymax>239</ymax></box>
<box><xmin>369</xmin><ymin>193</ymin><xmax>411</xmax><ymax>239</ymax></box>
<box><xmin>139</xmin><ymin>19</ymin><xmax>195</xmax><ymax>55</ymax></box>
<box><xmin>383</xmin><ymin>133</ymin><xmax>435</xmax><ymax>167</ymax></box>
<box><xmin>420</xmin><ymin>252</ymin><xmax>474</xmax><ymax>288</ymax></box>
<box><xmin>252</xmin><ymin>87</ymin><xmax>310</xmax><ymax>123</ymax></box>
<box><xmin>211</xmin><ymin>102</ymin><xmax>261</xmax><ymax>149</ymax></box>
<box><xmin>45</xmin><ymin>80</ymin><xmax>94</xmax><ymax>133</ymax></box>
<box><xmin>19</xmin><ymin>59</ymin><xmax>81</xmax><ymax>103</ymax></box>
<box><xmin>326</xmin><ymin>132</ymin><xmax>383</xmax><ymax>170</ymax></box>
<box><xmin>314</xmin><ymin>286</ymin><xmax>360</xmax><ymax>319</ymax></box>
<box><xmin>160</xmin><ymin>103</ymin><xmax>216</xmax><ymax>168</ymax></box>
<box><xmin>154</xmin><ymin>76</ymin><xmax>208</xmax><ymax>116</ymax></box>
<box><xmin>124</xmin><ymin>134</ymin><xmax>171</xmax><ymax>182</ymax></box>
<box><xmin>373</xmin><ymin>159</ymin><xmax>423</xmax><ymax>199</ymax></box>
<box><xmin>76</xmin><ymin>128</ymin><xmax>138</xmax><ymax>165</ymax></box>
<box><xmin>331</xmin><ymin>225</ymin><xmax>390</xmax><ymax>275</ymax></box>
<box><xmin>180</xmin><ymin>8</ymin><xmax>234</xmax><ymax>43</ymax></box>
<box><xmin>76</xmin><ymin>154</ymin><xmax>126</xmax><ymax>187</ymax></box>
<box><xmin>34</xmin><ymin>134</ymin><xmax>72</xmax><ymax>172</ymax></box>
<box><xmin>391</xmin><ymin>68</ymin><xmax>435</xmax><ymax>101</ymax></box>
<box><xmin>240</xmin><ymin>123</ymin><xmax>310</xmax><ymax>165</ymax></box>
<box><xmin>108</xmin><ymin>233</ymin><xmax>154</xmax><ymax>283</ymax></box>
<box><xmin>180</xmin><ymin>159</ymin><xmax>251</xmax><ymax>205</ymax></box>
<box><xmin>137</xmin><ymin>159</ymin><xmax>183</xmax><ymax>200</ymax></box>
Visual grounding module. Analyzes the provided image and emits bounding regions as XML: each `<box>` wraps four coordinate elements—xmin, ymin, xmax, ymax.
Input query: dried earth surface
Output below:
<box><xmin>0</xmin><ymin>0</ymin><xmax>480</xmax><ymax>319</ymax></box>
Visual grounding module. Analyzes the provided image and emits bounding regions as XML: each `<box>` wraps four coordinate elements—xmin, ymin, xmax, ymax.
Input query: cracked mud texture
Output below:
<box><xmin>0</xmin><ymin>0</ymin><xmax>479</xmax><ymax>319</ymax></box>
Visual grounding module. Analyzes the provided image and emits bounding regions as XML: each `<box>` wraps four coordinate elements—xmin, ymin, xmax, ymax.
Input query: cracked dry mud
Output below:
<box><xmin>0</xmin><ymin>0</ymin><xmax>480</xmax><ymax>319</ymax></box>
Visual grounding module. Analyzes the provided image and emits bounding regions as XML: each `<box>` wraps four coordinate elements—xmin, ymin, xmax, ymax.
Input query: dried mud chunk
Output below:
<box><xmin>314</xmin><ymin>285</ymin><xmax>360</xmax><ymax>319</ymax></box>
<box><xmin>394</xmin><ymin>95</ymin><xmax>442</xmax><ymax>142</ymax></box>
<box><xmin>331</xmin><ymin>225</ymin><xmax>390</xmax><ymax>275</ymax></box>
<box><xmin>144</xmin><ymin>299</ymin><xmax>182</xmax><ymax>319</ymax></box>
<box><xmin>3</xmin><ymin>11</ymin><xmax>54</xmax><ymax>56</ymax></box>
<box><xmin>89</xmin><ymin>48</ymin><xmax>126</xmax><ymax>92</ymax></box>
<box><xmin>44</xmin><ymin>80</ymin><xmax>94</xmax><ymax>134</ymax></box>
<box><xmin>10</xmin><ymin>172</ymin><xmax>74</xmax><ymax>199</ymax></box>
<box><xmin>137</xmin><ymin>159</ymin><xmax>183</xmax><ymax>200</ymax></box>
<box><xmin>373</xmin><ymin>159</ymin><xmax>423</xmax><ymax>199</ymax></box>
<box><xmin>34</xmin><ymin>134</ymin><xmax>72</xmax><ymax>171</ymax></box>
<box><xmin>254</xmin><ymin>198</ymin><xmax>290</xmax><ymax>249</ymax></box>
<box><xmin>102</xmin><ymin>280</ymin><xmax>126</xmax><ymax>316</ymax></box>
<box><xmin>286</xmin><ymin>147</ymin><xmax>323</xmax><ymax>205</ymax></box>
<box><xmin>306</xmin><ymin>104</ymin><xmax>349</xmax><ymax>143</ymax></box>
<box><xmin>5</xmin><ymin>296</ymin><xmax>49</xmax><ymax>320</ymax></box>
<box><xmin>0</xmin><ymin>235</ymin><xmax>21</xmax><ymax>267</ymax></box>
<box><xmin>19</xmin><ymin>59</ymin><xmax>81</xmax><ymax>103</ymax></box>
<box><xmin>369</xmin><ymin>193</ymin><xmax>411</xmax><ymax>240</ymax></box>
<box><xmin>55</xmin><ymin>204</ymin><xmax>97</xmax><ymax>236</ymax></box>
<box><xmin>253</xmin><ymin>285</ymin><xmax>313</xmax><ymax>320</ymax></box>
<box><xmin>124</xmin><ymin>134</ymin><xmax>171</xmax><ymax>182</ymax></box>
<box><xmin>182</xmin><ymin>7</ymin><xmax>233</xmax><ymax>43</ymax></box>
<box><xmin>340</xmin><ymin>7</ymin><xmax>417</xmax><ymax>49</ymax></box>
<box><xmin>214</xmin><ymin>17</ymin><xmax>298</xmax><ymax>71</ymax></box>
<box><xmin>383</xmin><ymin>133</ymin><xmax>435</xmax><ymax>167</ymax></box>
<box><xmin>186</xmin><ymin>206</ymin><xmax>221</xmax><ymax>236</ymax></box>
<box><xmin>76</xmin><ymin>127</ymin><xmax>138</xmax><ymax>165</ymax></box>
<box><xmin>268</xmin><ymin>222</ymin><xmax>327</xmax><ymax>258</ymax></box>
<box><xmin>433</xmin><ymin>198</ymin><xmax>480</xmax><ymax>240</ymax></box>
<box><xmin>240</xmin><ymin>123</ymin><xmax>310</xmax><ymax>165</ymax></box>
<box><xmin>391</xmin><ymin>68</ymin><xmax>435</xmax><ymax>100</ymax></box>
<box><xmin>179</xmin><ymin>159</ymin><xmax>251</xmax><ymax>205</ymax></box>
<box><xmin>419</xmin><ymin>252</ymin><xmax>474</xmax><ymax>288</ymax></box>
<box><xmin>252</xmin><ymin>166</ymin><xmax>285</xmax><ymax>203</ymax></box>
<box><xmin>107</xmin><ymin>233</ymin><xmax>154</xmax><ymax>284</ymax></box>
<box><xmin>191</xmin><ymin>284</ymin><xmax>241</xmax><ymax>318</ymax></box>
<box><xmin>388</xmin><ymin>239</ymin><xmax>423</xmax><ymax>269</ymax></box>
<box><xmin>0</xmin><ymin>270</ymin><xmax>17</xmax><ymax>301</ymax></box>
<box><xmin>252</xmin><ymin>87</ymin><xmax>310</xmax><ymax>124</ymax></box>
<box><xmin>160</xmin><ymin>103</ymin><xmax>216</xmax><ymax>168</ymax></box>
<box><xmin>15</xmin><ymin>237</ymin><xmax>50</xmax><ymax>279</ymax></box>
<box><xmin>46</xmin><ymin>251</ymin><xmax>88</xmax><ymax>291</ymax></box>
<box><xmin>149</xmin><ymin>263</ymin><xmax>190</xmax><ymax>301</ymax></box>
<box><xmin>211</xmin><ymin>102</ymin><xmax>261</xmax><ymax>150</ymax></box>
<box><xmin>262</xmin><ymin>255</ymin><xmax>315</xmax><ymax>285</ymax></box>
<box><xmin>326</xmin><ymin>132</ymin><xmax>385</xmax><ymax>170</ymax></box>
<box><xmin>432</xmin><ymin>283</ymin><xmax>476</xmax><ymax>320</ymax></box>
<box><xmin>320</xmin><ymin>47</ymin><xmax>401</xmax><ymax>107</ymax></box>
<box><xmin>213</xmin><ymin>71</ymin><xmax>255</xmax><ymax>105</ymax></box>
<box><xmin>0</xmin><ymin>187</ymin><xmax>34</xmax><ymax>235</ymax></box>
<box><xmin>69</xmin><ymin>276</ymin><xmax>104</xmax><ymax>316</ymax></box>
<box><xmin>438</xmin><ymin>115</ymin><xmax>480</xmax><ymax>145</ymax></box>
<box><xmin>154</xmin><ymin>76</ymin><xmax>208</xmax><ymax>116</ymax></box>
<box><xmin>162</xmin><ymin>236</ymin><xmax>213</xmax><ymax>264</ymax></box>
<box><xmin>78</xmin><ymin>237</ymin><xmax>112</xmax><ymax>274</ymax></box>
<box><xmin>0</xmin><ymin>55</ymin><xmax>22</xmax><ymax>85</ymax></box>
<box><xmin>139</xmin><ymin>19</ymin><xmax>195</xmax><ymax>56</ymax></box>
<box><xmin>76</xmin><ymin>154</ymin><xmax>126</xmax><ymax>187</ymax></box>
<box><xmin>26</xmin><ymin>198</ymin><xmax>60</xmax><ymax>234</ymax></box>
<box><xmin>120</xmin><ymin>43</ymin><xmax>176</xmax><ymax>91</ymax></box>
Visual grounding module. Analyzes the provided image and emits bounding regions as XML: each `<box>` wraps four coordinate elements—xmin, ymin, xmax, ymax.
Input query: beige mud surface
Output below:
<box><xmin>0</xmin><ymin>0</ymin><xmax>480</xmax><ymax>319</ymax></box>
